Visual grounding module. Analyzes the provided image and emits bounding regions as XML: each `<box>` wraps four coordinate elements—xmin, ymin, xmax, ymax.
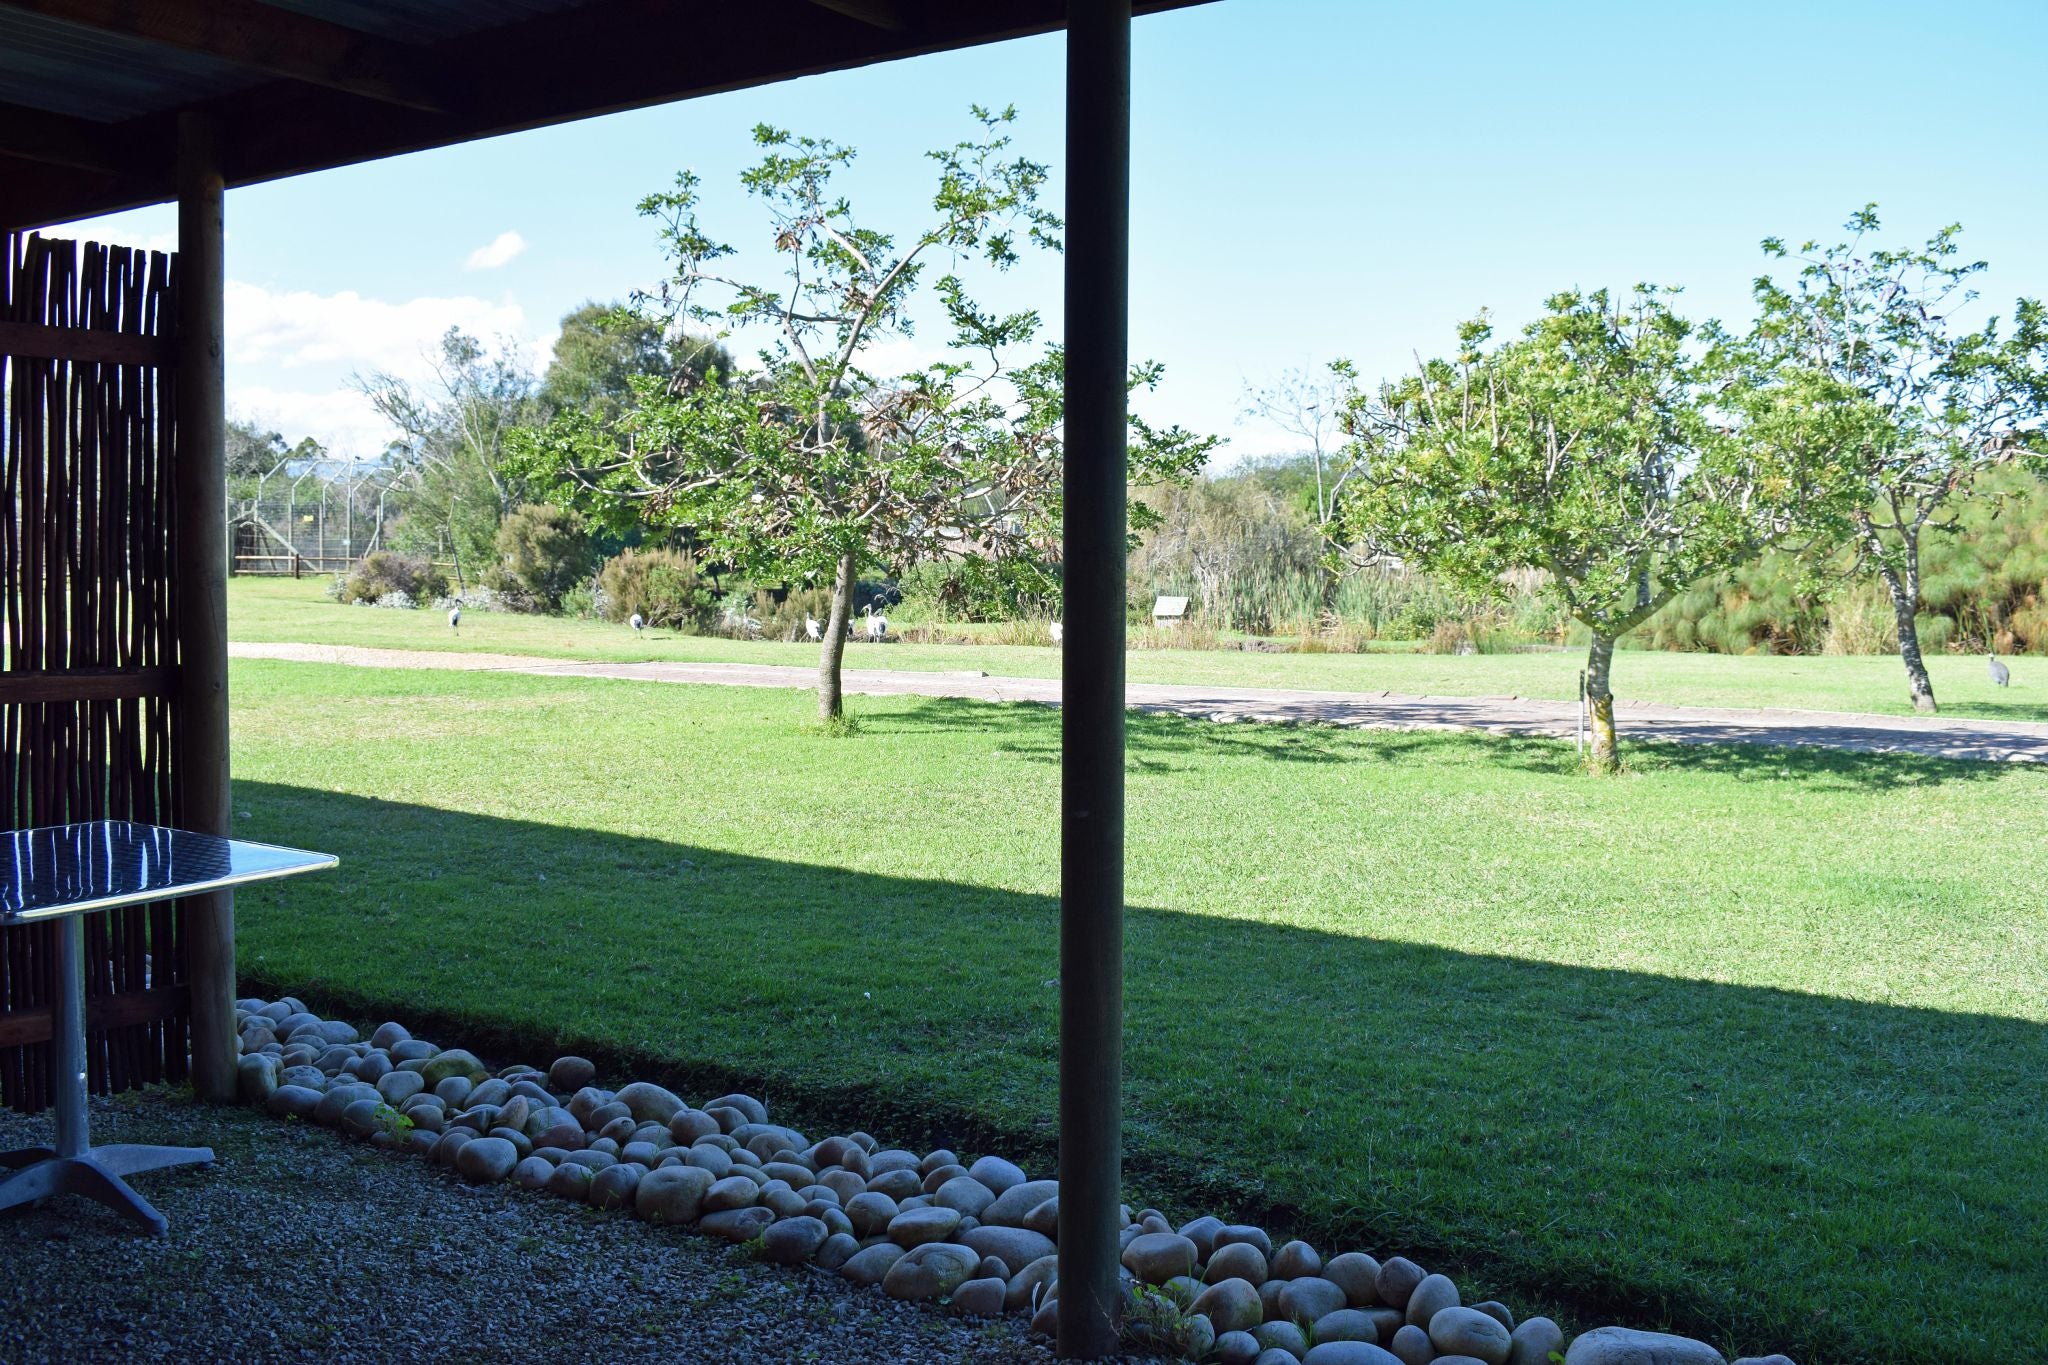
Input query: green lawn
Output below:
<box><xmin>229</xmin><ymin>658</ymin><xmax>2048</xmax><ymax>1364</ymax></box>
<box><xmin>228</xmin><ymin>576</ymin><xmax>2047</xmax><ymax>722</ymax></box>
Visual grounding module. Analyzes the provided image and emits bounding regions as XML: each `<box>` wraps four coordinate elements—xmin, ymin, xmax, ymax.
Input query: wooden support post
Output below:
<box><xmin>174</xmin><ymin>112</ymin><xmax>236</xmax><ymax>1104</ymax></box>
<box><xmin>1056</xmin><ymin>0</ymin><xmax>1130</xmax><ymax>1357</ymax></box>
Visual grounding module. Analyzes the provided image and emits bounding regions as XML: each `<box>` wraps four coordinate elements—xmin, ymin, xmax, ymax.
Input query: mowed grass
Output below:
<box><xmin>229</xmin><ymin>658</ymin><xmax>2048</xmax><ymax>1364</ymax></box>
<box><xmin>229</xmin><ymin>576</ymin><xmax>2048</xmax><ymax>722</ymax></box>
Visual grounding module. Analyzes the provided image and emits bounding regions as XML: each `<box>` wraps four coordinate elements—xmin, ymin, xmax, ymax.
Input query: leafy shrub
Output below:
<box><xmin>896</xmin><ymin>558</ymin><xmax>1057</xmax><ymax>622</ymax></box>
<box><xmin>746</xmin><ymin>587</ymin><xmax>834</xmax><ymax>642</ymax></box>
<box><xmin>338</xmin><ymin>551</ymin><xmax>447</xmax><ymax>606</ymax></box>
<box><xmin>595</xmin><ymin>548</ymin><xmax>717</xmax><ymax>630</ymax></box>
<box><xmin>483</xmin><ymin>504</ymin><xmax>596</xmax><ymax>612</ymax></box>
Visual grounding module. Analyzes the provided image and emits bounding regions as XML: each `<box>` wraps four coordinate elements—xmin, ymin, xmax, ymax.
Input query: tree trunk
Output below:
<box><xmin>816</xmin><ymin>551</ymin><xmax>857</xmax><ymax>720</ymax></box>
<box><xmin>1882</xmin><ymin>566</ymin><xmax>1938</xmax><ymax>713</ymax></box>
<box><xmin>1585</xmin><ymin>630</ymin><xmax>1619</xmax><ymax>774</ymax></box>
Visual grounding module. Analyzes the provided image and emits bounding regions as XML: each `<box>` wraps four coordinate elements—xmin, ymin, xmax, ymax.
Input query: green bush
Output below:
<box><xmin>746</xmin><ymin>586</ymin><xmax>834</xmax><ymax>642</ymax></box>
<box><xmin>1646</xmin><ymin>467</ymin><xmax>2048</xmax><ymax>655</ymax></box>
<box><xmin>895</xmin><ymin>558</ymin><xmax>1056</xmax><ymax>623</ymax></box>
<box><xmin>595</xmin><ymin>548</ymin><xmax>717</xmax><ymax>630</ymax></box>
<box><xmin>483</xmin><ymin>504</ymin><xmax>596</xmax><ymax>612</ymax></box>
<box><xmin>337</xmin><ymin>551</ymin><xmax>447</xmax><ymax>606</ymax></box>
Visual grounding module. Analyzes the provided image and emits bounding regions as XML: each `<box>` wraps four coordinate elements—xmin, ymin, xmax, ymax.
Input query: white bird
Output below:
<box><xmin>1989</xmin><ymin>653</ymin><xmax>2011</xmax><ymax>687</ymax></box>
<box><xmin>1049</xmin><ymin>620</ymin><xmax>1063</xmax><ymax>645</ymax></box>
<box><xmin>864</xmin><ymin>604</ymin><xmax>887</xmax><ymax>641</ymax></box>
<box><xmin>630</xmin><ymin>612</ymin><xmax>645</xmax><ymax>634</ymax></box>
<box><xmin>448</xmin><ymin>605</ymin><xmax>460</xmax><ymax>630</ymax></box>
<box><xmin>805</xmin><ymin>614</ymin><xmax>822</xmax><ymax>642</ymax></box>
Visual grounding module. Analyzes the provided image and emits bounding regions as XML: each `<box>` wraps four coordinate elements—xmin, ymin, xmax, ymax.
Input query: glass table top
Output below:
<box><xmin>0</xmin><ymin>821</ymin><xmax>336</xmax><ymax>923</ymax></box>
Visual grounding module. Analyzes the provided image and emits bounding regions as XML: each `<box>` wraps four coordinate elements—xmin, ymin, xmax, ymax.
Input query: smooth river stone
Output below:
<box><xmin>881</xmin><ymin>1242</ymin><xmax>980</xmax><ymax>1301</ymax></box>
<box><xmin>635</xmin><ymin>1165</ymin><xmax>714</xmax><ymax>1225</ymax></box>
<box><xmin>960</xmin><ymin>1224</ymin><xmax>1055</xmax><ymax>1270</ymax></box>
<box><xmin>1323</xmin><ymin>1252</ymin><xmax>1382</xmax><ymax>1307</ymax></box>
<box><xmin>1121</xmin><ymin>1231</ymin><xmax>1199</xmax><ymax>1285</ymax></box>
<box><xmin>1190</xmin><ymin>1278</ymin><xmax>1264</xmax><ymax>1336</ymax></box>
<box><xmin>964</xmin><ymin>1155</ymin><xmax>1027</xmax><ymax>1194</ymax></box>
<box><xmin>453</xmin><ymin>1136</ymin><xmax>518</xmax><ymax>1184</ymax></box>
<box><xmin>1405</xmin><ymin>1272</ymin><xmax>1459</xmax><ymax>1329</ymax></box>
<box><xmin>1205</xmin><ymin>1241</ymin><xmax>1268</xmax><ymax>1286</ymax></box>
<box><xmin>888</xmin><ymin>1205</ymin><xmax>962</xmax><ymax>1248</ymax></box>
<box><xmin>1429</xmin><ymin>1306</ymin><xmax>1512</xmax><ymax>1365</ymax></box>
<box><xmin>1563</xmin><ymin>1328</ymin><xmax>1728</xmax><ymax>1365</ymax></box>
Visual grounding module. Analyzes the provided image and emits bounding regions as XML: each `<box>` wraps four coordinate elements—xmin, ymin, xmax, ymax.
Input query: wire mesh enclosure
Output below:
<box><xmin>232</xmin><ymin>456</ymin><xmax>403</xmax><ymax>576</ymax></box>
<box><xmin>0</xmin><ymin>233</ymin><xmax>192</xmax><ymax>1113</ymax></box>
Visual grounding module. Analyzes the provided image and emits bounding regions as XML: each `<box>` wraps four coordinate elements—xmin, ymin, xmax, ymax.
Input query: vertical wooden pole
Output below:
<box><xmin>1057</xmin><ymin>0</ymin><xmax>1130</xmax><ymax>1356</ymax></box>
<box><xmin>174</xmin><ymin>111</ymin><xmax>236</xmax><ymax>1103</ymax></box>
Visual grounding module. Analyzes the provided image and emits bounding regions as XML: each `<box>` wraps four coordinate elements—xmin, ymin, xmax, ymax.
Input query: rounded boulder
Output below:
<box><xmin>453</xmin><ymin>1136</ymin><xmax>519</xmax><ymax>1184</ymax></box>
<box><xmin>1120</xmin><ymin>1231</ymin><xmax>1199</xmax><ymax>1284</ymax></box>
<box><xmin>1430</xmin><ymin>1306</ymin><xmax>1512</xmax><ymax>1365</ymax></box>
<box><xmin>1563</xmin><ymin>1327</ymin><xmax>1728</xmax><ymax>1365</ymax></box>
<box><xmin>881</xmin><ymin>1241</ymin><xmax>980</xmax><ymax>1301</ymax></box>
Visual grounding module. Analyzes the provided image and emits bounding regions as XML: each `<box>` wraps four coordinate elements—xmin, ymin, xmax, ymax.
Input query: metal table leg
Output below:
<box><xmin>0</xmin><ymin>914</ymin><xmax>212</xmax><ymax>1236</ymax></box>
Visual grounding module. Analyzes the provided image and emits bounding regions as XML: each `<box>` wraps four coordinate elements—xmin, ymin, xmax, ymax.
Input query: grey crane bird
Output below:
<box><xmin>1989</xmin><ymin>653</ymin><xmax>2011</xmax><ymax>687</ymax></box>
<box><xmin>448</xmin><ymin>604</ymin><xmax>460</xmax><ymax>631</ymax></box>
<box><xmin>630</xmin><ymin>612</ymin><xmax>645</xmax><ymax>634</ymax></box>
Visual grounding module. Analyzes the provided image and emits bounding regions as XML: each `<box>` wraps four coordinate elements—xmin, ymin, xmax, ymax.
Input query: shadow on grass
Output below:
<box><xmin>221</xmin><ymin>778</ymin><xmax>2048</xmax><ymax>1365</ymax></box>
<box><xmin>878</xmin><ymin>696</ymin><xmax>2012</xmax><ymax>791</ymax></box>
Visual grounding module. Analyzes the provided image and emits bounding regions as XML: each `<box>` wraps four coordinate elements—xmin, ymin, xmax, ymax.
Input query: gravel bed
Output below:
<box><xmin>0</xmin><ymin>1088</ymin><xmax>1078</xmax><ymax>1364</ymax></box>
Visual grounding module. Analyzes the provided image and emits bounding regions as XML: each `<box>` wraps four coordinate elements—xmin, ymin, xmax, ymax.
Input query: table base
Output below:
<box><xmin>0</xmin><ymin>1143</ymin><xmax>214</xmax><ymax>1237</ymax></box>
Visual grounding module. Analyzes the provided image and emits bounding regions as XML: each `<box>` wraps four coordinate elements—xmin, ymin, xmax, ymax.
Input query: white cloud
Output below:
<box><xmin>463</xmin><ymin>230</ymin><xmax>528</xmax><ymax>271</ymax></box>
<box><xmin>225</xmin><ymin>280</ymin><xmax>541</xmax><ymax>375</ymax></box>
<box><xmin>228</xmin><ymin>386</ymin><xmax>394</xmax><ymax>461</ymax></box>
<box><xmin>222</xmin><ymin>280</ymin><xmax>554</xmax><ymax>453</ymax></box>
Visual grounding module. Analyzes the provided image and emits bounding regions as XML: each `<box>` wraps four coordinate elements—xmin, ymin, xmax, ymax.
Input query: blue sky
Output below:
<box><xmin>66</xmin><ymin>0</ymin><xmax>2048</xmax><ymax>465</ymax></box>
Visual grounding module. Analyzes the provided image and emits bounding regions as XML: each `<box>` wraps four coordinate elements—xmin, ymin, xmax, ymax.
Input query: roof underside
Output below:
<box><xmin>0</xmin><ymin>0</ymin><xmax>1207</xmax><ymax>233</ymax></box>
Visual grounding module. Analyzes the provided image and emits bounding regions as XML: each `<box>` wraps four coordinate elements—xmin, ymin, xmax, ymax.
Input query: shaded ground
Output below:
<box><xmin>232</xmin><ymin>641</ymin><xmax>2048</xmax><ymax>763</ymax></box>
<box><xmin>224</xmin><ymin>662</ymin><xmax>2048</xmax><ymax>1364</ymax></box>
<box><xmin>0</xmin><ymin>1090</ymin><xmax>1057</xmax><ymax>1365</ymax></box>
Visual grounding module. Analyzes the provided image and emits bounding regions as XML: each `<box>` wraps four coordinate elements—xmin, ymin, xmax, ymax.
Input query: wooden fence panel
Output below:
<box><xmin>1</xmin><ymin>232</ymin><xmax>188</xmax><ymax>1114</ymax></box>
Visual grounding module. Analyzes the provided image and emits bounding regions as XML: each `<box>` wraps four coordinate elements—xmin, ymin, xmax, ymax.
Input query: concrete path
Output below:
<box><xmin>230</xmin><ymin>642</ymin><xmax>2048</xmax><ymax>764</ymax></box>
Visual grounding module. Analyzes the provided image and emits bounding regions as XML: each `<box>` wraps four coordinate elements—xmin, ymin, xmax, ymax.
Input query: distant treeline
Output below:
<box><xmin>1120</xmin><ymin>456</ymin><xmax>2048</xmax><ymax>656</ymax></box>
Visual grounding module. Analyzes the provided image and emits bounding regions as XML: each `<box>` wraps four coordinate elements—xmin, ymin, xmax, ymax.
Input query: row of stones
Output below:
<box><xmin>231</xmin><ymin>999</ymin><xmax>1794</xmax><ymax>1365</ymax></box>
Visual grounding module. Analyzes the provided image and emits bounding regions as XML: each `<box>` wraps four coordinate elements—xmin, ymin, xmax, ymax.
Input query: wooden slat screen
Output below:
<box><xmin>1</xmin><ymin>232</ymin><xmax>188</xmax><ymax>1113</ymax></box>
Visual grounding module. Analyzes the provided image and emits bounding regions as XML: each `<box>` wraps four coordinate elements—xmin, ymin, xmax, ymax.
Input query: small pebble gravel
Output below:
<box><xmin>0</xmin><ymin>1089</ymin><xmax>1103</xmax><ymax>1364</ymax></box>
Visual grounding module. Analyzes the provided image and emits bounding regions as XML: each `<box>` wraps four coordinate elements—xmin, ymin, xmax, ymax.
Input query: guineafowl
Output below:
<box><xmin>1989</xmin><ymin>653</ymin><xmax>2011</xmax><ymax>687</ymax></box>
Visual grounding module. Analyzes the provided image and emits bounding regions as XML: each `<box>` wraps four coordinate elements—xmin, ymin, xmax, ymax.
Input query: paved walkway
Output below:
<box><xmin>231</xmin><ymin>642</ymin><xmax>2048</xmax><ymax>764</ymax></box>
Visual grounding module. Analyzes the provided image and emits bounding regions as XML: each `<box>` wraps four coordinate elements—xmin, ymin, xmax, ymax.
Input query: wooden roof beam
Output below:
<box><xmin>805</xmin><ymin>0</ymin><xmax>910</xmax><ymax>31</ymax></box>
<box><xmin>0</xmin><ymin>102</ymin><xmax>140</xmax><ymax>173</ymax></box>
<box><xmin>0</xmin><ymin>0</ymin><xmax>447</xmax><ymax>113</ymax></box>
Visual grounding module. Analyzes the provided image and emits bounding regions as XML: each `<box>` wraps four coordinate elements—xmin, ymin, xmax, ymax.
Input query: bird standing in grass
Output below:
<box><xmin>864</xmin><ymin>603</ymin><xmax>887</xmax><ymax>641</ymax></box>
<box><xmin>1049</xmin><ymin>620</ymin><xmax>1063</xmax><ymax>645</ymax></box>
<box><xmin>805</xmin><ymin>614</ymin><xmax>822</xmax><ymax>641</ymax></box>
<box><xmin>630</xmin><ymin>612</ymin><xmax>645</xmax><ymax>634</ymax></box>
<box><xmin>448</xmin><ymin>604</ymin><xmax>460</xmax><ymax>631</ymax></box>
<box><xmin>1989</xmin><ymin>653</ymin><xmax>2011</xmax><ymax>687</ymax></box>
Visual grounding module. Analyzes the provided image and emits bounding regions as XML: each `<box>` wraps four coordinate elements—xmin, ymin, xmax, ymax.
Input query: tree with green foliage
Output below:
<box><xmin>357</xmin><ymin>327</ymin><xmax>538</xmax><ymax>586</ymax></box>
<box><xmin>484</xmin><ymin>503</ymin><xmax>596</xmax><ymax>611</ymax></box>
<box><xmin>539</xmin><ymin>301</ymin><xmax>735</xmax><ymax>425</ymax></box>
<box><xmin>1739</xmin><ymin>206</ymin><xmax>2048</xmax><ymax>711</ymax></box>
<box><xmin>510</xmin><ymin>108</ymin><xmax>1211</xmax><ymax>719</ymax></box>
<box><xmin>1240</xmin><ymin>360</ymin><xmax>1363</xmax><ymax>614</ymax></box>
<box><xmin>1342</xmin><ymin>287</ymin><xmax>1822</xmax><ymax>771</ymax></box>
<box><xmin>226</xmin><ymin>417</ymin><xmax>288</xmax><ymax>481</ymax></box>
